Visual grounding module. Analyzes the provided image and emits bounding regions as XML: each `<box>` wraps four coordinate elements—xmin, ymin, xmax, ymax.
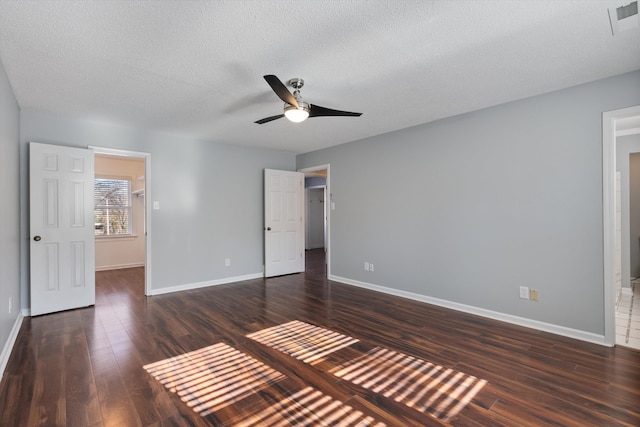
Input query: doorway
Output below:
<box><xmin>603</xmin><ymin>105</ymin><xmax>640</xmax><ymax>347</ymax></box>
<box><xmin>91</xmin><ymin>146</ymin><xmax>151</xmax><ymax>295</ymax></box>
<box><xmin>613</xmin><ymin>116</ymin><xmax>640</xmax><ymax>349</ymax></box>
<box><xmin>299</xmin><ymin>164</ymin><xmax>330</xmax><ymax>278</ymax></box>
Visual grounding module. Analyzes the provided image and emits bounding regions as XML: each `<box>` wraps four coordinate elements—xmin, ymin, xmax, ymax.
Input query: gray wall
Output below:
<box><xmin>0</xmin><ymin>59</ymin><xmax>20</xmax><ymax>360</ymax></box>
<box><xmin>19</xmin><ymin>111</ymin><xmax>296</xmax><ymax>307</ymax></box>
<box><xmin>298</xmin><ymin>70</ymin><xmax>640</xmax><ymax>336</ymax></box>
<box><xmin>616</xmin><ymin>134</ymin><xmax>640</xmax><ymax>288</ymax></box>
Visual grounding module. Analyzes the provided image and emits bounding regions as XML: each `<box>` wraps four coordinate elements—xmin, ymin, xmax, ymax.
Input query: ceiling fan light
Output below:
<box><xmin>284</xmin><ymin>103</ymin><xmax>310</xmax><ymax>123</ymax></box>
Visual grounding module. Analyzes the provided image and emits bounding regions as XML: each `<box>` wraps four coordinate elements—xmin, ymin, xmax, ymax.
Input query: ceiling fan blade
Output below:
<box><xmin>309</xmin><ymin>104</ymin><xmax>362</xmax><ymax>118</ymax></box>
<box><xmin>254</xmin><ymin>114</ymin><xmax>285</xmax><ymax>124</ymax></box>
<box><xmin>263</xmin><ymin>75</ymin><xmax>298</xmax><ymax>108</ymax></box>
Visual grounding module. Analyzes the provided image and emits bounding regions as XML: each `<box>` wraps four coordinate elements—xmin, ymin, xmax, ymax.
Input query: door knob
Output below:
<box><xmin>266</xmin><ymin>227</ymin><xmax>271</xmax><ymax>231</ymax></box>
<box><xmin>33</xmin><ymin>236</ymin><xmax>41</xmax><ymax>242</ymax></box>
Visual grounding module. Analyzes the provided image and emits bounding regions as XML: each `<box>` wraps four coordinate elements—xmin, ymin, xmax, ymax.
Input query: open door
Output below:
<box><xmin>264</xmin><ymin>169</ymin><xmax>304</xmax><ymax>277</ymax></box>
<box><xmin>29</xmin><ymin>142</ymin><xmax>95</xmax><ymax>316</ymax></box>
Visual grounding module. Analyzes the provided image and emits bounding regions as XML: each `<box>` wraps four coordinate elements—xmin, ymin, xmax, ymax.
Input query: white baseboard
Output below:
<box><xmin>0</xmin><ymin>313</ymin><xmax>24</xmax><ymax>379</ymax></box>
<box><xmin>329</xmin><ymin>275</ymin><xmax>608</xmax><ymax>347</ymax></box>
<box><xmin>95</xmin><ymin>262</ymin><xmax>145</xmax><ymax>272</ymax></box>
<box><xmin>149</xmin><ymin>272</ymin><xmax>264</xmax><ymax>296</ymax></box>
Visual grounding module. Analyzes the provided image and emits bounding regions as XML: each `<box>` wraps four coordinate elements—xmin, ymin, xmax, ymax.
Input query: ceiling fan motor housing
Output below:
<box><xmin>288</xmin><ymin>78</ymin><xmax>304</xmax><ymax>89</ymax></box>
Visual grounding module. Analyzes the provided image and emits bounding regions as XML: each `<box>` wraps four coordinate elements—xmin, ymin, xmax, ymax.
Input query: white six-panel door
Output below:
<box><xmin>264</xmin><ymin>169</ymin><xmax>304</xmax><ymax>277</ymax></box>
<box><xmin>30</xmin><ymin>142</ymin><xmax>95</xmax><ymax>316</ymax></box>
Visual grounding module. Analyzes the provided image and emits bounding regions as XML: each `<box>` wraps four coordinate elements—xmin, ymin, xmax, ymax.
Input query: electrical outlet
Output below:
<box><xmin>364</xmin><ymin>261</ymin><xmax>370</xmax><ymax>271</ymax></box>
<box><xmin>370</xmin><ymin>263</ymin><xmax>374</xmax><ymax>272</ymax></box>
<box><xmin>225</xmin><ymin>258</ymin><xmax>231</xmax><ymax>267</ymax></box>
<box><xmin>519</xmin><ymin>286</ymin><xmax>529</xmax><ymax>299</ymax></box>
<box><xmin>530</xmin><ymin>289</ymin><xmax>539</xmax><ymax>301</ymax></box>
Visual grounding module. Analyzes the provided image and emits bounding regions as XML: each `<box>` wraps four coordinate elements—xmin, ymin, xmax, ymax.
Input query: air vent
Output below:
<box><xmin>609</xmin><ymin>1</ymin><xmax>639</xmax><ymax>35</ymax></box>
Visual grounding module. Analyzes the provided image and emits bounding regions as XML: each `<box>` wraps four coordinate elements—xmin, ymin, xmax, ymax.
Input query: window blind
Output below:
<box><xmin>94</xmin><ymin>178</ymin><xmax>132</xmax><ymax>236</ymax></box>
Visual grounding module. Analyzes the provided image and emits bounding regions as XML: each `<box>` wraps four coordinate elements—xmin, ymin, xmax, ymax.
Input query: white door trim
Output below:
<box><xmin>602</xmin><ymin>105</ymin><xmax>640</xmax><ymax>346</ymax></box>
<box><xmin>89</xmin><ymin>146</ymin><xmax>152</xmax><ymax>296</ymax></box>
<box><xmin>298</xmin><ymin>164</ymin><xmax>331</xmax><ymax>276</ymax></box>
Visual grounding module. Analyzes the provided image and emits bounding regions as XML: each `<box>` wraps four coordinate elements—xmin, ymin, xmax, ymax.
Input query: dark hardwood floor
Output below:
<box><xmin>1</xmin><ymin>249</ymin><xmax>639</xmax><ymax>426</ymax></box>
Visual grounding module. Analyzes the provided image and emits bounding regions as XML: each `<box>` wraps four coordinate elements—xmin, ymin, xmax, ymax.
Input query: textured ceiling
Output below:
<box><xmin>0</xmin><ymin>1</ymin><xmax>639</xmax><ymax>154</ymax></box>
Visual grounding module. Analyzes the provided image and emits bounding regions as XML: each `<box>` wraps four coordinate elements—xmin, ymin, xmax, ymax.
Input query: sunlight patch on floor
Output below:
<box><xmin>331</xmin><ymin>346</ymin><xmax>487</xmax><ymax>421</ymax></box>
<box><xmin>247</xmin><ymin>320</ymin><xmax>359</xmax><ymax>365</ymax></box>
<box><xmin>143</xmin><ymin>343</ymin><xmax>285</xmax><ymax>416</ymax></box>
<box><xmin>234</xmin><ymin>386</ymin><xmax>386</xmax><ymax>427</ymax></box>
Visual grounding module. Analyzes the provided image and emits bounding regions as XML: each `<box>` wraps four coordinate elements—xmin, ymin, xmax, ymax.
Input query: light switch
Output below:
<box><xmin>153</xmin><ymin>201</ymin><xmax>160</xmax><ymax>210</ymax></box>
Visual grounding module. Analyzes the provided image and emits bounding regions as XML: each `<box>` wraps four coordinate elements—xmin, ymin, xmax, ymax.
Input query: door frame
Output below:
<box><xmin>602</xmin><ymin>105</ymin><xmax>640</xmax><ymax>346</ymax></box>
<box><xmin>298</xmin><ymin>164</ymin><xmax>331</xmax><ymax>277</ymax></box>
<box><xmin>90</xmin><ymin>146</ymin><xmax>152</xmax><ymax>295</ymax></box>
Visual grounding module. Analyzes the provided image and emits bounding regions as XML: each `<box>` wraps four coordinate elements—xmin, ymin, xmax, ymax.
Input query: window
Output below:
<box><xmin>94</xmin><ymin>178</ymin><xmax>132</xmax><ymax>236</ymax></box>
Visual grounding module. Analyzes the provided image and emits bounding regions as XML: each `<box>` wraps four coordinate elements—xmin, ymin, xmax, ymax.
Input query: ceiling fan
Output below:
<box><xmin>255</xmin><ymin>75</ymin><xmax>362</xmax><ymax>124</ymax></box>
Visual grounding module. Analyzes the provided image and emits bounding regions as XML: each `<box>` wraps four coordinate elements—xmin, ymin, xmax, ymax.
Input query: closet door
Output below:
<box><xmin>264</xmin><ymin>169</ymin><xmax>304</xmax><ymax>277</ymax></box>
